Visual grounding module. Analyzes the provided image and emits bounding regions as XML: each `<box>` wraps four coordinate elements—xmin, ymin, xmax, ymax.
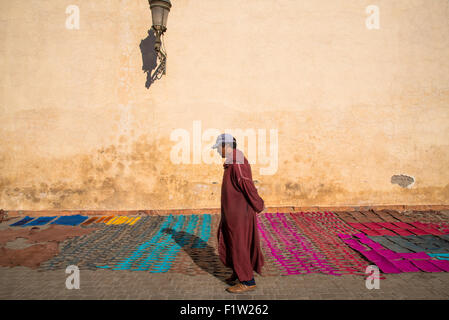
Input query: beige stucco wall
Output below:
<box><xmin>1</xmin><ymin>0</ymin><xmax>448</xmax><ymax>210</ymax></box>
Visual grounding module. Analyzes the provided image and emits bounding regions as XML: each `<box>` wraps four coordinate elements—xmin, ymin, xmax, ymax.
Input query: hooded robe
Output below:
<box><xmin>217</xmin><ymin>148</ymin><xmax>265</xmax><ymax>282</ymax></box>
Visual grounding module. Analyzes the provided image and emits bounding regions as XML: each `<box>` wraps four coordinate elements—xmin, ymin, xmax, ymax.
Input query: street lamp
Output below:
<box><xmin>149</xmin><ymin>0</ymin><xmax>171</xmax><ymax>52</ymax></box>
<box><xmin>148</xmin><ymin>0</ymin><xmax>171</xmax><ymax>78</ymax></box>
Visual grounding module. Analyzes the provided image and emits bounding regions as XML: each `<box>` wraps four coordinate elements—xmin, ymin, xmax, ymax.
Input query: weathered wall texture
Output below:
<box><xmin>1</xmin><ymin>0</ymin><xmax>448</xmax><ymax>210</ymax></box>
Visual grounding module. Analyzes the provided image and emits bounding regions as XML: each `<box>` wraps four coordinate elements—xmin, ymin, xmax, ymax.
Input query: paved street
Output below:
<box><xmin>1</xmin><ymin>210</ymin><xmax>449</xmax><ymax>300</ymax></box>
<box><xmin>1</xmin><ymin>266</ymin><xmax>449</xmax><ymax>300</ymax></box>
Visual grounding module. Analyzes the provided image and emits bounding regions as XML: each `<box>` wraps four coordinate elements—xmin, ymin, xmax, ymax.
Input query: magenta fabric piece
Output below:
<box><xmin>345</xmin><ymin>235</ymin><xmax>385</xmax><ymax>251</ymax></box>
<box><xmin>377</xmin><ymin>222</ymin><xmax>398</xmax><ymax>229</ymax></box>
<box><xmin>390</xmin><ymin>260</ymin><xmax>420</xmax><ymax>272</ymax></box>
<box><xmin>340</xmin><ymin>232</ymin><xmax>449</xmax><ymax>274</ymax></box>
<box><xmin>358</xmin><ymin>250</ymin><xmax>402</xmax><ymax>273</ymax></box>
<box><xmin>429</xmin><ymin>260</ymin><xmax>449</xmax><ymax>272</ymax></box>
<box><xmin>359</xmin><ymin>250</ymin><xmax>383</xmax><ymax>261</ymax></box>
<box><xmin>338</xmin><ymin>234</ymin><xmax>352</xmax><ymax>239</ymax></box>
<box><xmin>275</xmin><ymin>213</ymin><xmax>340</xmax><ymax>275</ymax></box>
<box><xmin>390</xmin><ymin>229</ymin><xmax>414</xmax><ymax>236</ymax></box>
<box><xmin>347</xmin><ymin>223</ymin><xmax>367</xmax><ymax>230</ymax></box>
<box><xmin>257</xmin><ymin>220</ymin><xmax>297</xmax><ymax>274</ymax></box>
<box><xmin>406</xmin><ymin>228</ymin><xmax>430</xmax><ymax>236</ymax></box>
<box><xmin>363</xmin><ymin>230</ymin><xmax>382</xmax><ymax>236</ymax></box>
<box><xmin>409</xmin><ymin>222</ymin><xmax>444</xmax><ymax>235</ymax></box>
<box><xmin>366</xmin><ymin>242</ymin><xmax>386</xmax><ymax>250</ymax></box>
<box><xmin>373</xmin><ymin>229</ymin><xmax>397</xmax><ymax>236</ymax></box>
<box><xmin>343</xmin><ymin>239</ymin><xmax>369</xmax><ymax>252</ymax></box>
<box><xmin>398</xmin><ymin>252</ymin><xmax>431</xmax><ymax>260</ymax></box>
<box><xmin>372</xmin><ymin>222</ymin><xmax>413</xmax><ymax>235</ymax></box>
<box><xmin>259</xmin><ymin>213</ymin><xmax>341</xmax><ymax>276</ymax></box>
<box><xmin>363</xmin><ymin>222</ymin><xmax>384</xmax><ymax>230</ymax></box>
<box><xmin>411</xmin><ymin>260</ymin><xmax>443</xmax><ymax>272</ymax></box>
<box><xmin>375</xmin><ymin>249</ymin><xmax>402</xmax><ymax>261</ymax></box>
<box><xmin>357</xmin><ymin>237</ymin><xmax>380</xmax><ymax>246</ymax></box>
<box><xmin>393</xmin><ymin>222</ymin><xmax>413</xmax><ymax>229</ymax></box>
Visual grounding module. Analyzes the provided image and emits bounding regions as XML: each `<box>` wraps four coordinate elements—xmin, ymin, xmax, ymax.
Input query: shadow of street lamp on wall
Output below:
<box><xmin>141</xmin><ymin>0</ymin><xmax>172</xmax><ymax>89</ymax></box>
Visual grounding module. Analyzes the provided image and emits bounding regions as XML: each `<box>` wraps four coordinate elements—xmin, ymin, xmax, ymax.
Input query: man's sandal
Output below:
<box><xmin>226</xmin><ymin>282</ymin><xmax>257</xmax><ymax>293</ymax></box>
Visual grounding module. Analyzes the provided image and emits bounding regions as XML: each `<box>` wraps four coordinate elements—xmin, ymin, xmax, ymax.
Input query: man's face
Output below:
<box><xmin>216</xmin><ymin>143</ymin><xmax>233</xmax><ymax>158</ymax></box>
<box><xmin>217</xmin><ymin>144</ymin><xmax>226</xmax><ymax>158</ymax></box>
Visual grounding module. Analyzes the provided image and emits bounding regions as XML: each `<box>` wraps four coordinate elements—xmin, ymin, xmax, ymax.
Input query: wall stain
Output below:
<box><xmin>0</xmin><ymin>135</ymin><xmax>448</xmax><ymax>210</ymax></box>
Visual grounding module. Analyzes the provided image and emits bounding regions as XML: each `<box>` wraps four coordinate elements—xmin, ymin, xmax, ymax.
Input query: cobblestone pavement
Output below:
<box><xmin>1</xmin><ymin>266</ymin><xmax>449</xmax><ymax>300</ymax></box>
<box><xmin>2</xmin><ymin>212</ymin><xmax>449</xmax><ymax>300</ymax></box>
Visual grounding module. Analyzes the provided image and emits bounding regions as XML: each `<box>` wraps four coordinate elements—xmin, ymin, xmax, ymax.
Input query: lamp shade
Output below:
<box><xmin>149</xmin><ymin>0</ymin><xmax>172</xmax><ymax>30</ymax></box>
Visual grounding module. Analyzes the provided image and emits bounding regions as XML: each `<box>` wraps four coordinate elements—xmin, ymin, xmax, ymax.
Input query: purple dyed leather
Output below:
<box><xmin>348</xmin><ymin>223</ymin><xmax>367</xmax><ymax>230</ymax></box>
<box><xmin>363</xmin><ymin>230</ymin><xmax>382</xmax><ymax>236</ymax></box>
<box><xmin>390</xmin><ymin>229</ymin><xmax>414</xmax><ymax>236</ymax></box>
<box><xmin>363</xmin><ymin>222</ymin><xmax>383</xmax><ymax>230</ymax></box>
<box><xmin>390</xmin><ymin>260</ymin><xmax>420</xmax><ymax>272</ymax></box>
<box><xmin>357</xmin><ymin>237</ymin><xmax>379</xmax><ymax>246</ymax></box>
<box><xmin>377</xmin><ymin>222</ymin><xmax>397</xmax><ymax>229</ymax></box>
<box><xmin>392</xmin><ymin>222</ymin><xmax>411</xmax><ymax>228</ymax></box>
<box><xmin>429</xmin><ymin>260</ymin><xmax>449</xmax><ymax>272</ymax></box>
<box><xmin>374</xmin><ymin>229</ymin><xmax>397</xmax><ymax>236</ymax></box>
<box><xmin>407</xmin><ymin>228</ymin><xmax>430</xmax><ymax>236</ymax></box>
<box><xmin>367</xmin><ymin>243</ymin><xmax>386</xmax><ymax>250</ymax></box>
<box><xmin>411</xmin><ymin>260</ymin><xmax>443</xmax><ymax>272</ymax></box>
<box><xmin>398</xmin><ymin>252</ymin><xmax>431</xmax><ymax>260</ymax></box>
<box><xmin>358</xmin><ymin>251</ymin><xmax>401</xmax><ymax>273</ymax></box>
<box><xmin>343</xmin><ymin>239</ymin><xmax>369</xmax><ymax>251</ymax></box>
<box><xmin>375</xmin><ymin>249</ymin><xmax>402</xmax><ymax>261</ymax></box>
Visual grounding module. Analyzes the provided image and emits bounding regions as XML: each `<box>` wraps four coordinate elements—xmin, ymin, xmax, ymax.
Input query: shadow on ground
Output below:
<box><xmin>162</xmin><ymin>228</ymin><xmax>232</xmax><ymax>284</ymax></box>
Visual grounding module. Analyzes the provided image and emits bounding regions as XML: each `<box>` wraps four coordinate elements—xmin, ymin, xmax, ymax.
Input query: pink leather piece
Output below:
<box><xmin>409</xmin><ymin>222</ymin><xmax>444</xmax><ymax>235</ymax></box>
<box><xmin>411</xmin><ymin>260</ymin><xmax>443</xmax><ymax>272</ymax></box>
<box><xmin>407</xmin><ymin>228</ymin><xmax>430</xmax><ymax>236</ymax></box>
<box><xmin>358</xmin><ymin>250</ymin><xmax>402</xmax><ymax>273</ymax></box>
<box><xmin>390</xmin><ymin>229</ymin><xmax>414</xmax><ymax>236</ymax></box>
<box><xmin>357</xmin><ymin>237</ymin><xmax>380</xmax><ymax>246</ymax></box>
<box><xmin>398</xmin><ymin>252</ymin><xmax>431</xmax><ymax>260</ymax></box>
<box><xmin>390</xmin><ymin>260</ymin><xmax>420</xmax><ymax>272</ymax></box>
<box><xmin>343</xmin><ymin>239</ymin><xmax>369</xmax><ymax>252</ymax></box>
<box><xmin>376</xmin><ymin>222</ymin><xmax>398</xmax><ymax>229</ymax></box>
<box><xmin>347</xmin><ymin>223</ymin><xmax>369</xmax><ymax>231</ymax></box>
<box><xmin>374</xmin><ymin>249</ymin><xmax>402</xmax><ymax>261</ymax></box>
<box><xmin>392</xmin><ymin>222</ymin><xmax>413</xmax><ymax>229</ymax></box>
<box><xmin>429</xmin><ymin>260</ymin><xmax>449</xmax><ymax>272</ymax></box>
<box><xmin>374</xmin><ymin>229</ymin><xmax>397</xmax><ymax>236</ymax></box>
<box><xmin>363</xmin><ymin>222</ymin><xmax>383</xmax><ymax>230</ymax></box>
<box><xmin>363</xmin><ymin>230</ymin><xmax>382</xmax><ymax>236</ymax></box>
<box><xmin>366</xmin><ymin>243</ymin><xmax>386</xmax><ymax>250</ymax></box>
<box><xmin>354</xmin><ymin>233</ymin><xmax>369</xmax><ymax>239</ymax></box>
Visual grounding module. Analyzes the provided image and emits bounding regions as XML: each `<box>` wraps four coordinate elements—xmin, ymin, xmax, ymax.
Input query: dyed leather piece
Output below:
<box><xmin>341</xmin><ymin>234</ymin><xmax>449</xmax><ymax>273</ymax></box>
<box><xmin>10</xmin><ymin>216</ymin><xmax>35</xmax><ymax>227</ymax></box>
<box><xmin>429</xmin><ymin>260</ymin><xmax>449</xmax><ymax>272</ymax></box>
<box><xmin>23</xmin><ymin>216</ymin><xmax>57</xmax><ymax>227</ymax></box>
<box><xmin>390</xmin><ymin>259</ymin><xmax>420</xmax><ymax>272</ymax></box>
<box><xmin>81</xmin><ymin>217</ymin><xmax>99</xmax><ymax>226</ymax></box>
<box><xmin>368</xmin><ymin>236</ymin><xmax>413</xmax><ymax>253</ymax></box>
<box><xmin>411</xmin><ymin>260</ymin><xmax>443</xmax><ymax>272</ymax></box>
<box><xmin>383</xmin><ymin>236</ymin><xmax>425</xmax><ymax>252</ymax></box>
<box><xmin>357</xmin><ymin>250</ymin><xmax>402</xmax><ymax>273</ymax></box>
<box><xmin>50</xmin><ymin>215</ymin><xmax>88</xmax><ymax>226</ymax></box>
<box><xmin>398</xmin><ymin>252</ymin><xmax>431</xmax><ymax>260</ymax></box>
<box><xmin>375</xmin><ymin>249</ymin><xmax>402</xmax><ymax>261</ymax></box>
<box><xmin>410</xmin><ymin>222</ymin><xmax>445</xmax><ymax>236</ymax></box>
<box><xmin>428</xmin><ymin>253</ymin><xmax>449</xmax><ymax>260</ymax></box>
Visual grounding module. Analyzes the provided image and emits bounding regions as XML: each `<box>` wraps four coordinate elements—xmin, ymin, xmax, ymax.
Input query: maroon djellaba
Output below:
<box><xmin>211</xmin><ymin>133</ymin><xmax>266</xmax><ymax>294</ymax></box>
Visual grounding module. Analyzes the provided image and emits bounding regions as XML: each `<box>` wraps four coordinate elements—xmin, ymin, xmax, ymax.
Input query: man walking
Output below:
<box><xmin>212</xmin><ymin>133</ymin><xmax>266</xmax><ymax>293</ymax></box>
